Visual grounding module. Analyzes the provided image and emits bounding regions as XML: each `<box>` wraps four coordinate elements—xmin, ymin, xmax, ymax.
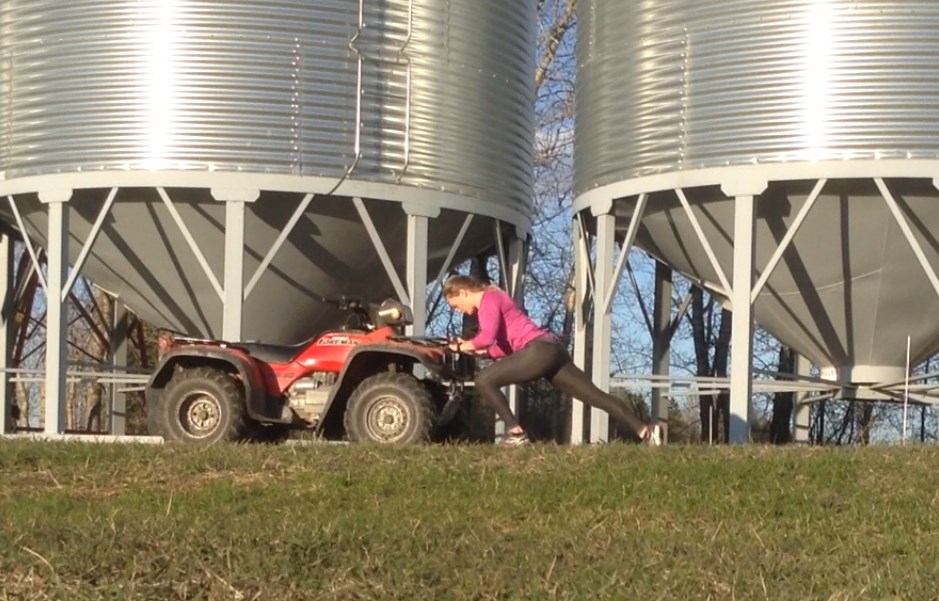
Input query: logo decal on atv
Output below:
<box><xmin>316</xmin><ymin>335</ymin><xmax>360</xmax><ymax>347</ymax></box>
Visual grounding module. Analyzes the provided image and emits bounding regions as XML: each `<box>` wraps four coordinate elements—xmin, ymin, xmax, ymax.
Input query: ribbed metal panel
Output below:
<box><xmin>576</xmin><ymin>0</ymin><xmax>939</xmax><ymax>194</ymax></box>
<box><xmin>0</xmin><ymin>0</ymin><xmax>535</xmax><ymax>220</ymax></box>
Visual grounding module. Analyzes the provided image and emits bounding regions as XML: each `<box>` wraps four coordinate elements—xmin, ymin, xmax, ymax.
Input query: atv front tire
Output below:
<box><xmin>153</xmin><ymin>367</ymin><xmax>250</xmax><ymax>444</ymax></box>
<box><xmin>344</xmin><ymin>373</ymin><xmax>436</xmax><ymax>444</ymax></box>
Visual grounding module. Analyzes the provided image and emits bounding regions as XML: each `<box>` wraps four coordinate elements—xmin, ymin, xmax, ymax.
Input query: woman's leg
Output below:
<box><xmin>475</xmin><ymin>341</ymin><xmax>565</xmax><ymax>429</ymax></box>
<box><xmin>549</xmin><ymin>361</ymin><xmax>647</xmax><ymax>438</ymax></box>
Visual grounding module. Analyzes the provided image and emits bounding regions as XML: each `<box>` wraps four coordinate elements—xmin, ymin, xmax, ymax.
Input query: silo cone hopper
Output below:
<box><xmin>628</xmin><ymin>177</ymin><xmax>939</xmax><ymax>397</ymax></box>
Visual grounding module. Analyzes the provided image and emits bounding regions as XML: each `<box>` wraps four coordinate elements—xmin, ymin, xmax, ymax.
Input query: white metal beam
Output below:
<box><xmin>793</xmin><ymin>354</ymin><xmax>812</xmax><ymax>443</ymax></box>
<box><xmin>601</xmin><ymin>193</ymin><xmax>647</xmax><ymax>316</ymax></box>
<box><xmin>429</xmin><ymin>214</ymin><xmax>473</xmax><ymax>304</ymax></box>
<box><xmin>508</xmin><ymin>235</ymin><xmax>527</xmax><ymax>300</ymax></box>
<box><xmin>221</xmin><ymin>199</ymin><xmax>248</xmax><ymax>341</ymax></box>
<box><xmin>6</xmin><ymin>196</ymin><xmax>48</xmax><ymax>293</ymax></box>
<box><xmin>244</xmin><ymin>193</ymin><xmax>315</xmax><ymax>300</ymax></box>
<box><xmin>590</xmin><ymin>213</ymin><xmax>615</xmax><ymax>443</ymax></box>
<box><xmin>406</xmin><ymin>214</ymin><xmax>428</xmax><ymax>336</ymax></box>
<box><xmin>729</xmin><ymin>194</ymin><xmax>756</xmax><ymax>444</ymax></box>
<box><xmin>575</xmin><ymin>213</ymin><xmax>596</xmax><ymax>299</ymax></box>
<box><xmin>110</xmin><ymin>301</ymin><xmax>128</xmax><ymax>436</ymax></box>
<box><xmin>157</xmin><ymin>188</ymin><xmax>224</xmax><ymax>301</ymax></box>
<box><xmin>750</xmin><ymin>179</ymin><xmax>826</xmax><ymax>303</ymax></box>
<box><xmin>570</xmin><ymin>218</ymin><xmax>589</xmax><ymax>445</ymax></box>
<box><xmin>42</xmin><ymin>195</ymin><xmax>70</xmax><ymax>434</ymax></box>
<box><xmin>494</xmin><ymin>220</ymin><xmax>509</xmax><ymax>290</ymax></box>
<box><xmin>352</xmin><ymin>197</ymin><xmax>410</xmax><ymax>305</ymax></box>
<box><xmin>676</xmin><ymin>188</ymin><xmax>732</xmax><ymax>299</ymax></box>
<box><xmin>0</xmin><ymin>235</ymin><xmax>11</xmax><ymax>434</ymax></box>
<box><xmin>62</xmin><ymin>188</ymin><xmax>118</xmax><ymax>299</ymax></box>
<box><xmin>651</xmin><ymin>262</ymin><xmax>672</xmax><ymax>434</ymax></box>
<box><xmin>880</xmin><ymin>178</ymin><xmax>939</xmax><ymax>300</ymax></box>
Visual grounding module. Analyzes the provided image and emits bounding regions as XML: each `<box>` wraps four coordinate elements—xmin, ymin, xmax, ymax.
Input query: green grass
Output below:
<box><xmin>1</xmin><ymin>441</ymin><xmax>937</xmax><ymax>600</ymax></box>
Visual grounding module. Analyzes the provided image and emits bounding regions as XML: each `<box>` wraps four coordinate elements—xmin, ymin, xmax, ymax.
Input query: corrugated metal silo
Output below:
<box><xmin>575</xmin><ymin>0</ymin><xmax>939</xmax><ymax>440</ymax></box>
<box><xmin>0</xmin><ymin>0</ymin><xmax>535</xmax><ymax>344</ymax></box>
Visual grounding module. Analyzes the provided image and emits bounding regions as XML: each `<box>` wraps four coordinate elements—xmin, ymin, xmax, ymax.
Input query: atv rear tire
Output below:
<box><xmin>153</xmin><ymin>367</ymin><xmax>250</xmax><ymax>444</ymax></box>
<box><xmin>344</xmin><ymin>372</ymin><xmax>435</xmax><ymax>444</ymax></box>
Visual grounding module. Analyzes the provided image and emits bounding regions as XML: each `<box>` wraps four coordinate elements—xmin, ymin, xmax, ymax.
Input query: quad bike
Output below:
<box><xmin>146</xmin><ymin>298</ymin><xmax>469</xmax><ymax>444</ymax></box>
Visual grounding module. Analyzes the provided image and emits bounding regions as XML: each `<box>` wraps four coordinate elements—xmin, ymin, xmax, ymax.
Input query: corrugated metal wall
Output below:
<box><xmin>576</xmin><ymin>0</ymin><xmax>939</xmax><ymax>194</ymax></box>
<box><xmin>0</xmin><ymin>0</ymin><xmax>535</xmax><ymax>220</ymax></box>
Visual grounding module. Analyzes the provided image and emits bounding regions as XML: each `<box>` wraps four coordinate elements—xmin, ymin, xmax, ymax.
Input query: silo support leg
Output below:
<box><xmin>651</xmin><ymin>262</ymin><xmax>672</xmax><ymax>437</ymax></box>
<box><xmin>729</xmin><ymin>194</ymin><xmax>756</xmax><ymax>444</ymax></box>
<box><xmin>406</xmin><ymin>214</ymin><xmax>428</xmax><ymax>337</ymax></box>
<box><xmin>590</xmin><ymin>213</ymin><xmax>615</xmax><ymax>443</ymax></box>
<box><xmin>506</xmin><ymin>235</ymin><xmax>527</xmax><ymax>423</ymax></box>
<box><xmin>110</xmin><ymin>302</ymin><xmax>128</xmax><ymax>436</ymax></box>
<box><xmin>214</xmin><ymin>190</ymin><xmax>259</xmax><ymax>342</ymax></box>
<box><xmin>793</xmin><ymin>354</ymin><xmax>812</xmax><ymax>443</ymax></box>
<box><xmin>507</xmin><ymin>235</ymin><xmax>527</xmax><ymax>301</ymax></box>
<box><xmin>222</xmin><ymin>202</ymin><xmax>246</xmax><ymax>342</ymax></box>
<box><xmin>40</xmin><ymin>191</ymin><xmax>72</xmax><ymax>434</ymax></box>
<box><xmin>570</xmin><ymin>217</ymin><xmax>591</xmax><ymax>445</ymax></box>
<box><xmin>0</xmin><ymin>234</ymin><xmax>12</xmax><ymax>434</ymax></box>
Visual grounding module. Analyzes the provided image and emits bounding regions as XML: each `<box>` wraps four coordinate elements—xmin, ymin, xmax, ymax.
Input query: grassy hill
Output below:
<box><xmin>1</xmin><ymin>441</ymin><xmax>936</xmax><ymax>600</ymax></box>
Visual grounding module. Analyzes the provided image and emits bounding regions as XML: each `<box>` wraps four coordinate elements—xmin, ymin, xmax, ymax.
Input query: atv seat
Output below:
<box><xmin>232</xmin><ymin>338</ymin><xmax>313</xmax><ymax>364</ymax></box>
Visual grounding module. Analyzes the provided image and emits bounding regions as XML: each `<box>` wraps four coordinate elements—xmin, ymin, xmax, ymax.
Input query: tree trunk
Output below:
<box><xmin>858</xmin><ymin>402</ymin><xmax>874</xmax><ymax>444</ymax></box>
<box><xmin>712</xmin><ymin>308</ymin><xmax>732</xmax><ymax>443</ymax></box>
<box><xmin>689</xmin><ymin>287</ymin><xmax>718</xmax><ymax>442</ymax></box>
<box><xmin>770</xmin><ymin>346</ymin><xmax>795</xmax><ymax>444</ymax></box>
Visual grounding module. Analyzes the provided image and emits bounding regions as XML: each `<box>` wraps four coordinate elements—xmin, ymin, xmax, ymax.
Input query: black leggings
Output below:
<box><xmin>475</xmin><ymin>339</ymin><xmax>646</xmax><ymax>437</ymax></box>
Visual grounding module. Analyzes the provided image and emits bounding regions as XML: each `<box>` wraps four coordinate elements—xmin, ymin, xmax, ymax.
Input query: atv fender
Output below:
<box><xmin>146</xmin><ymin>347</ymin><xmax>290</xmax><ymax>424</ymax></box>
<box><xmin>316</xmin><ymin>344</ymin><xmax>444</xmax><ymax>436</ymax></box>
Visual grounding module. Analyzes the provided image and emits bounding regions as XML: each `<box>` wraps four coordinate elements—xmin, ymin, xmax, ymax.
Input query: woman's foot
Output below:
<box><xmin>500</xmin><ymin>427</ymin><xmax>530</xmax><ymax>447</ymax></box>
<box><xmin>641</xmin><ymin>423</ymin><xmax>664</xmax><ymax>446</ymax></box>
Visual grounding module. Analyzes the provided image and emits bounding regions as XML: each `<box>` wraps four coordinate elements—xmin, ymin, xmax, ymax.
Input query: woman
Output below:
<box><xmin>444</xmin><ymin>274</ymin><xmax>662</xmax><ymax>446</ymax></box>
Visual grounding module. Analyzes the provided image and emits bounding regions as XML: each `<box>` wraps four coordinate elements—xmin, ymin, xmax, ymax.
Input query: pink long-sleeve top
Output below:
<box><xmin>469</xmin><ymin>287</ymin><xmax>553</xmax><ymax>359</ymax></box>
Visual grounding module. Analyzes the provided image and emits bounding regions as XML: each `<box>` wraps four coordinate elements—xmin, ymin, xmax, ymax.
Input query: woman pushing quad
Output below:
<box><xmin>444</xmin><ymin>274</ymin><xmax>663</xmax><ymax>446</ymax></box>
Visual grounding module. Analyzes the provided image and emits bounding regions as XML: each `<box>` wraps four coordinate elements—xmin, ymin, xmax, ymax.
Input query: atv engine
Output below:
<box><xmin>286</xmin><ymin>372</ymin><xmax>337</xmax><ymax>424</ymax></box>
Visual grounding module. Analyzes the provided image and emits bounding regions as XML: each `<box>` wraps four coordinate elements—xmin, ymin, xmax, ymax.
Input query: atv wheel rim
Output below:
<box><xmin>365</xmin><ymin>396</ymin><xmax>412</xmax><ymax>443</ymax></box>
<box><xmin>179</xmin><ymin>391</ymin><xmax>222</xmax><ymax>439</ymax></box>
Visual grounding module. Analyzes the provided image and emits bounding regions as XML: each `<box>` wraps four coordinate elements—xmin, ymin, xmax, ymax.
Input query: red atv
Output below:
<box><xmin>146</xmin><ymin>298</ymin><xmax>467</xmax><ymax>444</ymax></box>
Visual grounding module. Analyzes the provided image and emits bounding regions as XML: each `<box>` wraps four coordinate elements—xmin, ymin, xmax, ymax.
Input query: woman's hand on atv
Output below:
<box><xmin>448</xmin><ymin>337</ymin><xmax>487</xmax><ymax>356</ymax></box>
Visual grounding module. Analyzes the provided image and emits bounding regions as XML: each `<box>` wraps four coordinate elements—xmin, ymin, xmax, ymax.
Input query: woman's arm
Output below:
<box><xmin>467</xmin><ymin>294</ymin><xmax>500</xmax><ymax>351</ymax></box>
<box><xmin>448</xmin><ymin>337</ymin><xmax>487</xmax><ymax>355</ymax></box>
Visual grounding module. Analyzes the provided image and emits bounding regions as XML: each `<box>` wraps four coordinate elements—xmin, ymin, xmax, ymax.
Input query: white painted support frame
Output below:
<box><xmin>0</xmin><ymin>235</ymin><xmax>11</xmax><ymax>434</ymax></box>
<box><xmin>353</xmin><ymin>197</ymin><xmax>411</xmax><ymax>305</ymax></box>
<box><xmin>570</xmin><ymin>220</ymin><xmax>590</xmax><ymax>445</ymax></box>
<box><xmin>427</xmin><ymin>214</ymin><xmax>473</xmax><ymax>311</ymax></box>
<box><xmin>157</xmin><ymin>188</ymin><xmax>224</xmax><ymax>302</ymax></box>
<box><xmin>728</xmin><ymin>194</ymin><xmax>756</xmax><ymax>444</ymax></box>
<box><xmin>40</xmin><ymin>189</ymin><xmax>72</xmax><ymax>434</ymax></box>
<box><xmin>651</xmin><ymin>262</ymin><xmax>672</xmax><ymax>433</ymax></box>
<box><xmin>793</xmin><ymin>354</ymin><xmax>812</xmax><ymax>443</ymax></box>
<box><xmin>676</xmin><ymin>189</ymin><xmax>732</xmax><ymax>300</ymax></box>
<box><xmin>6</xmin><ymin>196</ymin><xmax>48</xmax><ymax>293</ymax></box>
<box><xmin>882</xmin><ymin>179</ymin><xmax>939</xmax><ymax>300</ymax></box>
<box><xmin>213</xmin><ymin>188</ymin><xmax>259</xmax><ymax>342</ymax></box>
<box><xmin>244</xmin><ymin>193</ymin><xmax>315</xmax><ymax>300</ymax></box>
<box><xmin>571</xmin><ymin>197</ymin><xmax>648</xmax><ymax>444</ymax></box>
<box><xmin>590</xmin><ymin>213</ymin><xmax>616</xmax><ymax>443</ymax></box>
<box><xmin>110</xmin><ymin>302</ymin><xmax>128</xmax><ymax>435</ymax></box>
<box><xmin>406</xmin><ymin>213</ymin><xmax>429</xmax><ymax>337</ymax></box>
